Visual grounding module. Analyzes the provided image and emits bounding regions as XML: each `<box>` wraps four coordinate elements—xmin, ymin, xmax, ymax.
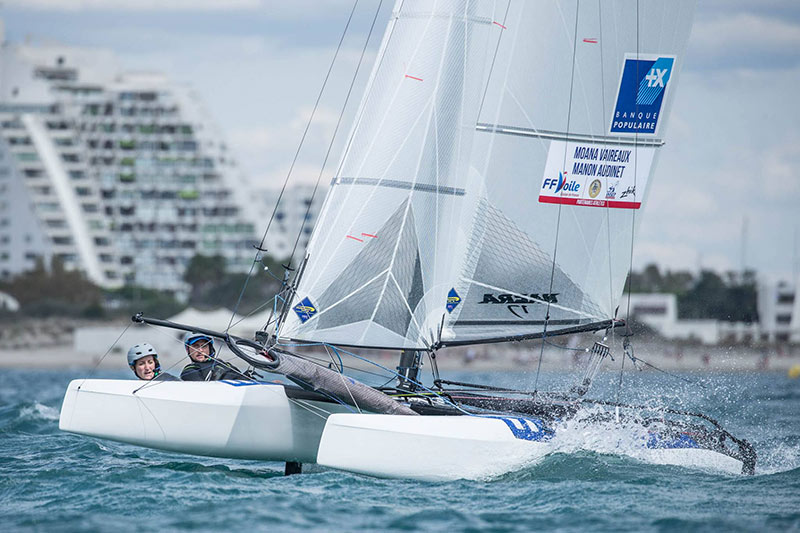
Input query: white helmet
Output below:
<box><xmin>127</xmin><ymin>343</ymin><xmax>161</xmax><ymax>373</ymax></box>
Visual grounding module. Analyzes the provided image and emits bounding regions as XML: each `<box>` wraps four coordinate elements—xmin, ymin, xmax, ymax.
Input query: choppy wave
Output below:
<box><xmin>18</xmin><ymin>402</ymin><xmax>60</xmax><ymax>422</ymax></box>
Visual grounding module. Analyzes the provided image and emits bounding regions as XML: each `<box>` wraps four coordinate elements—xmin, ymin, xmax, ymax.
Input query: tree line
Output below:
<box><xmin>0</xmin><ymin>258</ymin><xmax>758</xmax><ymax>323</ymax></box>
<box><xmin>0</xmin><ymin>254</ymin><xmax>285</xmax><ymax>320</ymax></box>
<box><xmin>626</xmin><ymin>264</ymin><xmax>758</xmax><ymax>322</ymax></box>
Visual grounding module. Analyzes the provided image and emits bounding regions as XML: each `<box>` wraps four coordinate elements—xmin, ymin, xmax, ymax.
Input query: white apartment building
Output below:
<box><xmin>0</xmin><ymin>42</ymin><xmax>119</xmax><ymax>286</ymax></box>
<box><xmin>256</xmin><ymin>184</ymin><xmax>325</xmax><ymax>263</ymax></box>
<box><xmin>0</xmin><ymin>36</ymin><xmax>256</xmax><ymax>293</ymax></box>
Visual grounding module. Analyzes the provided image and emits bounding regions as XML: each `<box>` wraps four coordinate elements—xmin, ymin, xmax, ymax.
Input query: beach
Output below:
<box><xmin>1</xmin><ymin>317</ymin><xmax>798</xmax><ymax>375</ymax></box>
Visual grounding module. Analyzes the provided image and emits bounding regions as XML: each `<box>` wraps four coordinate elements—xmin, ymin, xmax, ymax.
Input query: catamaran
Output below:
<box><xmin>60</xmin><ymin>0</ymin><xmax>756</xmax><ymax>480</ymax></box>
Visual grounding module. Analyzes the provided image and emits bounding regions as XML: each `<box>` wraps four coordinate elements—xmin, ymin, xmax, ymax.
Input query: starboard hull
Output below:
<box><xmin>59</xmin><ymin>379</ymin><xmax>349</xmax><ymax>463</ymax></box>
<box><xmin>317</xmin><ymin>413</ymin><xmax>745</xmax><ymax>481</ymax></box>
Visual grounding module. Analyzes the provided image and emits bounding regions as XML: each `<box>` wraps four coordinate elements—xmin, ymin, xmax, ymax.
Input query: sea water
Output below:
<box><xmin>1</xmin><ymin>368</ymin><xmax>798</xmax><ymax>532</ymax></box>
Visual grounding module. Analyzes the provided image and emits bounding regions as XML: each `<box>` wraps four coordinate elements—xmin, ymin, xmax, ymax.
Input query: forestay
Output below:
<box><xmin>280</xmin><ymin>0</ymin><xmax>696</xmax><ymax>350</ymax></box>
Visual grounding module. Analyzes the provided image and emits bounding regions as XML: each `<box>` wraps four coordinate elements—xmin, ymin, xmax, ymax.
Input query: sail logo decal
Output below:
<box><xmin>446</xmin><ymin>288</ymin><xmax>461</xmax><ymax>313</ymax></box>
<box><xmin>480</xmin><ymin>293</ymin><xmax>558</xmax><ymax>319</ymax></box>
<box><xmin>610</xmin><ymin>55</ymin><xmax>675</xmax><ymax>135</ymax></box>
<box><xmin>492</xmin><ymin>416</ymin><xmax>554</xmax><ymax>442</ymax></box>
<box><xmin>293</xmin><ymin>297</ymin><xmax>318</xmax><ymax>323</ymax></box>
<box><xmin>479</xmin><ymin>293</ymin><xmax>558</xmax><ymax>304</ymax></box>
<box><xmin>542</xmin><ymin>171</ymin><xmax>580</xmax><ymax>197</ymax></box>
<box><xmin>588</xmin><ymin>179</ymin><xmax>602</xmax><ymax>198</ymax></box>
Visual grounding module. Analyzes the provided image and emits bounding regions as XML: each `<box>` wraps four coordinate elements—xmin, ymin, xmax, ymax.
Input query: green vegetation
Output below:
<box><xmin>626</xmin><ymin>264</ymin><xmax>758</xmax><ymax>323</ymax></box>
<box><xmin>104</xmin><ymin>285</ymin><xmax>184</xmax><ymax>319</ymax></box>
<box><xmin>183</xmin><ymin>253</ymin><xmax>285</xmax><ymax>314</ymax></box>
<box><xmin>0</xmin><ymin>254</ymin><xmax>761</xmax><ymax>327</ymax></box>
<box><xmin>0</xmin><ymin>257</ymin><xmax>103</xmax><ymax>318</ymax></box>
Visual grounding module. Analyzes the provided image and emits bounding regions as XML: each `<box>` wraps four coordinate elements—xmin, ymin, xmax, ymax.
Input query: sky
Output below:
<box><xmin>2</xmin><ymin>0</ymin><xmax>799</xmax><ymax>279</ymax></box>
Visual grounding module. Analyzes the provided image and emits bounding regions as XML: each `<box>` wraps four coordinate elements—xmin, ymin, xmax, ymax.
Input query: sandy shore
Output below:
<box><xmin>2</xmin><ymin>342</ymin><xmax>799</xmax><ymax>374</ymax></box>
<box><xmin>3</xmin><ymin>317</ymin><xmax>799</xmax><ymax>374</ymax></box>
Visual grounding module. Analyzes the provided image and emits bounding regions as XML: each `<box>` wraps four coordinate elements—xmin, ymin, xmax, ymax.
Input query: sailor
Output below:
<box><xmin>127</xmin><ymin>343</ymin><xmax>178</xmax><ymax>381</ymax></box>
<box><xmin>180</xmin><ymin>332</ymin><xmax>245</xmax><ymax>381</ymax></box>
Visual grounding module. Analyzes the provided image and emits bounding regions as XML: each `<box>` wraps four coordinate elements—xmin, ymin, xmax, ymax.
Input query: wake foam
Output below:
<box><xmin>753</xmin><ymin>440</ymin><xmax>800</xmax><ymax>476</ymax></box>
<box><xmin>500</xmin><ymin>405</ymin><xmax>745</xmax><ymax>478</ymax></box>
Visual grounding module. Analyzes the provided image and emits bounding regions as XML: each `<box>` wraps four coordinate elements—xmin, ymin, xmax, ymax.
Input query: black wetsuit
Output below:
<box><xmin>154</xmin><ymin>372</ymin><xmax>179</xmax><ymax>381</ymax></box>
<box><xmin>180</xmin><ymin>358</ymin><xmax>244</xmax><ymax>381</ymax></box>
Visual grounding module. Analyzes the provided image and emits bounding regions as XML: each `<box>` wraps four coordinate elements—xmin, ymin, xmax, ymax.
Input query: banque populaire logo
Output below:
<box><xmin>610</xmin><ymin>55</ymin><xmax>675</xmax><ymax>135</ymax></box>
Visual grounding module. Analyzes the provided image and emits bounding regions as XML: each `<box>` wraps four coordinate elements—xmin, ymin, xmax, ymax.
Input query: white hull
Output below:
<box><xmin>59</xmin><ymin>379</ymin><xmax>348</xmax><ymax>463</ymax></box>
<box><xmin>60</xmin><ymin>381</ymin><xmax>746</xmax><ymax>478</ymax></box>
<box><xmin>318</xmin><ymin>414</ymin><xmax>552</xmax><ymax>481</ymax></box>
<box><xmin>317</xmin><ymin>414</ymin><xmax>745</xmax><ymax>480</ymax></box>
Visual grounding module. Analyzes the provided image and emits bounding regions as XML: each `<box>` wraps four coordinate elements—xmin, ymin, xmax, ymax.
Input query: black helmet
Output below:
<box><xmin>183</xmin><ymin>332</ymin><xmax>215</xmax><ymax>356</ymax></box>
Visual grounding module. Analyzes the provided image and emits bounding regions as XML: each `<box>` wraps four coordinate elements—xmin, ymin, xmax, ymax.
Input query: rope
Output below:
<box><xmin>305</xmin><ymin>342</ymin><xmax>483</xmax><ymax>417</ymax></box>
<box><xmin>615</xmin><ymin>342</ymin><xmax>626</xmax><ymax>403</ymax></box>
<box><xmin>626</xmin><ymin>353</ymin><xmax>707</xmax><ymax>389</ymax></box>
<box><xmin>325</xmin><ymin>344</ymin><xmax>362</xmax><ymax>413</ymax></box>
<box><xmin>543</xmin><ymin>338</ymin><xmax>590</xmax><ymax>353</ymax></box>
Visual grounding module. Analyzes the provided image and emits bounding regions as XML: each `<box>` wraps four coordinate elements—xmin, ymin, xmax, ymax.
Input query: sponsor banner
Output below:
<box><xmin>538</xmin><ymin>140</ymin><xmax>654</xmax><ymax>209</ymax></box>
<box><xmin>610</xmin><ymin>54</ymin><xmax>676</xmax><ymax>135</ymax></box>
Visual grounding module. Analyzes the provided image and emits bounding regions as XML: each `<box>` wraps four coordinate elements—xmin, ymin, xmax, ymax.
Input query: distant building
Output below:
<box><xmin>757</xmin><ymin>277</ymin><xmax>800</xmax><ymax>344</ymax></box>
<box><xmin>0</xmin><ymin>39</ymin><xmax>256</xmax><ymax>294</ymax></box>
<box><xmin>628</xmin><ymin>275</ymin><xmax>800</xmax><ymax>345</ymax></box>
<box><xmin>0</xmin><ymin>43</ymin><xmax>119</xmax><ymax>286</ymax></box>
<box><xmin>627</xmin><ymin>293</ymin><xmax>723</xmax><ymax>344</ymax></box>
<box><xmin>256</xmin><ymin>184</ymin><xmax>325</xmax><ymax>263</ymax></box>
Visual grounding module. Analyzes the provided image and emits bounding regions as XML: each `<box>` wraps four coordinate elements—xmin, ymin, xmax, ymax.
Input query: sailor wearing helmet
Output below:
<box><xmin>180</xmin><ymin>332</ymin><xmax>245</xmax><ymax>381</ymax></box>
<box><xmin>127</xmin><ymin>343</ymin><xmax>178</xmax><ymax>381</ymax></box>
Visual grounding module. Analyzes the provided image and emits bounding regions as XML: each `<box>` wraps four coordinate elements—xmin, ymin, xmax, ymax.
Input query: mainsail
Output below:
<box><xmin>280</xmin><ymin>0</ymin><xmax>696</xmax><ymax>350</ymax></box>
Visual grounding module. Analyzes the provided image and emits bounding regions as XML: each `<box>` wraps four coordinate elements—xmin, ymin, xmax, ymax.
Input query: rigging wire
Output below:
<box><xmin>476</xmin><ymin>0</ymin><xmax>512</xmax><ymax>119</ymax></box>
<box><xmin>272</xmin><ymin>0</ymin><xmax>385</xmax><ymax>337</ymax></box>
<box><xmin>284</xmin><ymin>0</ymin><xmax>385</xmax><ymax>277</ymax></box>
<box><xmin>78</xmin><ymin>322</ymin><xmax>131</xmax><ymax>389</ymax></box>
<box><xmin>616</xmin><ymin>0</ymin><xmax>641</xmax><ymax>404</ymax></box>
<box><xmin>280</xmin><ymin>341</ymin><xmax>483</xmax><ymax>417</ymax></box>
<box><xmin>534</xmin><ymin>0</ymin><xmax>582</xmax><ymax>393</ymax></box>
<box><xmin>597</xmin><ymin>0</ymin><xmax>618</xmax><ymax>363</ymax></box>
<box><xmin>225</xmin><ymin>0</ymin><xmax>362</xmax><ymax>331</ymax></box>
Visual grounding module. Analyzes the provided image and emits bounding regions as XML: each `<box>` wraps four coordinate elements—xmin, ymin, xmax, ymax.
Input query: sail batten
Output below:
<box><xmin>334</xmin><ymin>177</ymin><xmax>467</xmax><ymax>196</ymax></box>
<box><xmin>279</xmin><ymin>0</ymin><xmax>696</xmax><ymax>350</ymax></box>
<box><xmin>475</xmin><ymin>123</ymin><xmax>665</xmax><ymax>146</ymax></box>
